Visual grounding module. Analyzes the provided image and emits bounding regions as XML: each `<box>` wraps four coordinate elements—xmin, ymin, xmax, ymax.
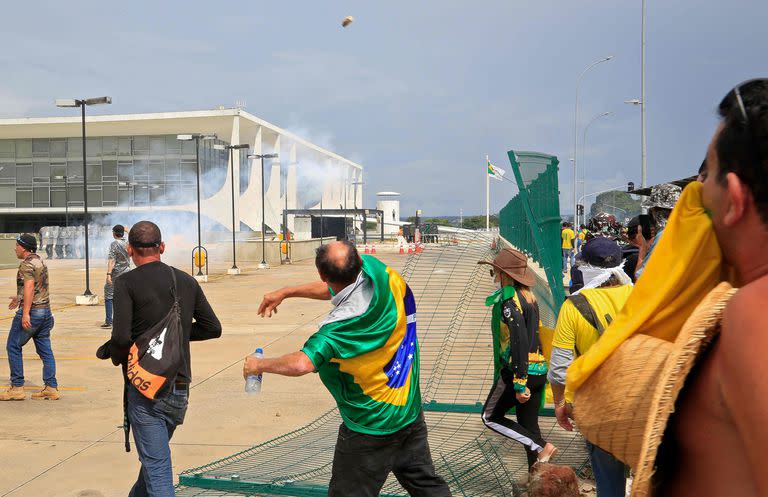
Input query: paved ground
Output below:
<box><xmin>0</xmin><ymin>252</ymin><xmax>404</xmax><ymax>497</ymax></box>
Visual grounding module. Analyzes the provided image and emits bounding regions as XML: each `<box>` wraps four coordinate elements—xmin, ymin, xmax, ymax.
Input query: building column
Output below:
<box><xmin>286</xmin><ymin>143</ymin><xmax>297</xmax><ymax>233</ymax></box>
<box><xmin>230</xmin><ymin>115</ymin><xmax>242</xmax><ymax>232</ymax></box>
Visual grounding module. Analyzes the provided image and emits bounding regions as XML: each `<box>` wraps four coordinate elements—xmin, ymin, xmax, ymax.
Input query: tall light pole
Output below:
<box><xmin>215</xmin><ymin>143</ymin><xmax>249</xmax><ymax>274</ymax></box>
<box><xmin>641</xmin><ymin>0</ymin><xmax>647</xmax><ymax>187</ymax></box>
<box><xmin>248</xmin><ymin>153</ymin><xmax>278</xmax><ymax>269</ymax></box>
<box><xmin>55</xmin><ymin>96</ymin><xmax>111</xmax><ymax>301</ymax></box>
<box><xmin>572</xmin><ymin>56</ymin><xmax>613</xmax><ymax>226</ymax></box>
<box><xmin>578</xmin><ymin>111</ymin><xmax>613</xmax><ymax>226</ymax></box>
<box><xmin>351</xmin><ymin>180</ymin><xmax>363</xmax><ymax>242</ymax></box>
<box><xmin>178</xmin><ymin>133</ymin><xmax>216</xmax><ymax>278</ymax></box>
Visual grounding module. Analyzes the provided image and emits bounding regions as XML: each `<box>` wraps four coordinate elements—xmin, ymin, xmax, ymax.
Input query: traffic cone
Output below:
<box><xmin>399</xmin><ymin>243</ymin><xmax>405</xmax><ymax>255</ymax></box>
<box><xmin>416</xmin><ymin>243</ymin><xmax>423</xmax><ymax>253</ymax></box>
<box><xmin>407</xmin><ymin>243</ymin><xmax>414</xmax><ymax>254</ymax></box>
<box><xmin>371</xmin><ymin>243</ymin><xmax>377</xmax><ymax>254</ymax></box>
<box><xmin>364</xmin><ymin>243</ymin><xmax>370</xmax><ymax>254</ymax></box>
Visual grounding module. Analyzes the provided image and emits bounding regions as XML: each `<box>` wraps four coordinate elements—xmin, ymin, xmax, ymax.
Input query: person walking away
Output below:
<box><xmin>245</xmin><ymin>241</ymin><xmax>452</xmax><ymax>497</ymax></box>
<box><xmin>547</xmin><ymin>237</ymin><xmax>633</xmax><ymax>497</ymax></box>
<box><xmin>1</xmin><ymin>234</ymin><xmax>58</xmax><ymax>401</ymax></box>
<box><xmin>575</xmin><ymin>225</ymin><xmax>588</xmax><ymax>253</ymax></box>
<box><xmin>478</xmin><ymin>248</ymin><xmax>558</xmax><ymax>469</ymax></box>
<box><xmin>561</xmin><ymin>223</ymin><xmax>576</xmax><ymax>273</ymax></box>
<box><xmin>101</xmin><ymin>221</ymin><xmax>221</xmax><ymax>497</ymax></box>
<box><xmin>102</xmin><ymin>224</ymin><xmax>130</xmax><ymax>328</ymax></box>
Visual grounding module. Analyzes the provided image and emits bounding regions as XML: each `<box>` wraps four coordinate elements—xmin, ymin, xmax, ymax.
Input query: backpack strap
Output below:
<box><xmin>568</xmin><ymin>294</ymin><xmax>605</xmax><ymax>335</ymax></box>
<box><xmin>169</xmin><ymin>266</ymin><xmax>179</xmax><ymax>305</ymax></box>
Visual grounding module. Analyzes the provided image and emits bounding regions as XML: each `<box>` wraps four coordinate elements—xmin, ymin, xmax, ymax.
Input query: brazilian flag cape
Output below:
<box><xmin>301</xmin><ymin>255</ymin><xmax>422</xmax><ymax>435</ymax></box>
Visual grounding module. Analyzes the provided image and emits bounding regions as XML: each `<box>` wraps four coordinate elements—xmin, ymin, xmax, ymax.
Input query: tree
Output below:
<box><xmin>461</xmin><ymin>215</ymin><xmax>498</xmax><ymax>230</ymax></box>
<box><xmin>589</xmin><ymin>191</ymin><xmax>641</xmax><ymax>222</ymax></box>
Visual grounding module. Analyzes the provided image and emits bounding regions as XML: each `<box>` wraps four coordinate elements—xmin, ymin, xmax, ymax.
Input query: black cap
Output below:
<box><xmin>16</xmin><ymin>234</ymin><xmax>37</xmax><ymax>252</ymax></box>
<box><xmin>112</xmin><ymin>224</ymin><xmax>125</xmax><ymax>237</ymax></box>
<box><xmin>581</xmin><ymin>236</ymin><xmax>621</xmax><ymax>268</ymax></box>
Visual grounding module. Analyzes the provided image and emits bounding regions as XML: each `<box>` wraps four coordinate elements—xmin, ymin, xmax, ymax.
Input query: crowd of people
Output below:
<box><xmin>2</xmin><ymin>79</ymin><xmax>767</xmax><ymax>497</ymax></box>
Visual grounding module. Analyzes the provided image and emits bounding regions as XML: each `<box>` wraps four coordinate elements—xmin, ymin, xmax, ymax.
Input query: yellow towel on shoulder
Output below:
<box><xmin>567</xmin><ymin>182</ymin><xmax>728</xmax><ymax>392</ymax></box>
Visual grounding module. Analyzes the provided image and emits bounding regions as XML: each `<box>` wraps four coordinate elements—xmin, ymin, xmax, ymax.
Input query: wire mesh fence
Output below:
<box><xmin>177</xmin><ymin>230</ymin><xmax>586</xmax><ymax>497</ymax></box>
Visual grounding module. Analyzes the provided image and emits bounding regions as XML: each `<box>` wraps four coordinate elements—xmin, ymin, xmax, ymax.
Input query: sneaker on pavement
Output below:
<box><xmin>0</xmin><ymin>386</ymin><xmax>26</xmax><ymax>401</ymax></box>
<box><xmin>100</xmin><ymin>322</ymin><xmax>112</xmax><ymax>329</ymax></box>
<box><xmin>31</xmin><ymin>386</ymin><xmax>60</xmax><ymax>400</ymax></box>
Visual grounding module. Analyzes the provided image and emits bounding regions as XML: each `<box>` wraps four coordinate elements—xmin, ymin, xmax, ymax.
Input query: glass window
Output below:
<box><xmin>33</xmin><ymin>186</ymin><xmax>49</xmax><ymax>203</ymax></box>
<box><xmin>50</xmin><ymin>140</ymin><xmax>67</xmax><ymax>158</ymax></box>
<box><xmin>67</xmin><ymin>185</ymin><xmax>84</xmax><ymax>202</ymax></box>
<box><xmin>86</xmin><ymin>164</ymin><xmax>102</xmax><ymax>183</ymax></box>
<box><xmin>16</xmin><ymin>189</ymin><xmax>32</xmax><ymax>207</ymax></box>
<box><xmin>34</xmin><ymin>162</ymin><xmax>50</xmax><ymax>178</ymax></box>
<box><xmin>67</xmin><ymin>161</ymin><xmax>83</xmax><ymax>179</ymax></box>
<box><xmin>133</xmin><ymin>136</ymin><xmax>149</xmax><ymax>155</ymax></box>
<box><xmin>134</xmin><ymin>159</ymin><xmax>148</xmax><ymax>176</ymax></box>
<box><xmin>67</xmin><ymin>138</ymin><xmax>82</xmax><ymax>157</ymax></box>
<box><xmin>0</xmin><ymin>141</ymin><xmax>14</xmax><ymax>159</ymax></box>
<box><xmin>87</xmin><ymin>188</ymin><xmax>102</xmax><ymax>206</ymax></box>
<box><xmin>102</xmin><ymin>137</ymin><xmax>118</xmax><ymax>156</ymax></box>
<box><xmin>0</xmin><ymin>163</ymin><xmax>15</xmax><ymax>179</ymax></box>
<box><xmin>134</xmin><ymin>186</ymin><xmax>149</xmax><ymax>206</ymax></box>
<box><xmin>0</xmin><ymin>185</ymin><xmax>14</xmax><ymax>204</ymax></box>
<box><xmin>118</xmin><ymin>162</ymin><xmax>133</xmax><ymax>182</ymax></box>
<box><xmin>118</xmin><ymin>137</ymin><xmax>132</xmax><ymax>156</ymax></box>
<box><xmin>16</xmin><ymin>166</ymin><xmax>33</xmax><ymax>184</ymax></box>
<box><xmin>102</xmin><ymin>160</ymin><xmax>117</xmax><ymax>177</ymax></box>
<box><xmin>86</xmin><ymin>138</ymin><xmax>102</xmax><ymax>157</ymax></box>
<box><xmin>32</xmin><ymin>139</ymin><xmax>49</xmax><ymax>157</ymax></box>
<box><xmin>149</xmin><ymin>160</ymin><xmax>164</xmax><ymax>182</ymax></box>
<box><xmin>15</xmin><ymin>140</ymin><xmax>32</xmax><ymax>158</ymax></box>
<box><xmin>51</xmin><ymin>164</ymin><xmax>67</xmax><ymax>181</ymax></box>
<box><xmin>103</xmin><ymin>185</ymin><xmax>117</xmax><ymax>203</ymax></box>
<box><xmin>181</xmin><ymin>139</ymin><xmax>197</xmax><ymax>156</ymax></box>
<box><xmin>118</xmin><ymin>189</ymin><xmax>131</xmax><ymax>206</ymax></box>
<box><xmin>165</xmin><ymin>135</ymin><xmax>181</xmax><ymax>153</ymax></box>
<box><xmin>50</xmin><ymin>189</ymin><xmax>66</xmax><ymax>207</ymax></box>
<box><xmin>181</xmin><ymin>162</ymin><xmax>197</xmax><ymax>183</ymax></box>
<box><xmin>150</xmin><ymin>186</ymin><xmax>165</xmax><ymax>205</ymax></box>
<box><xmin>150</xmin><ymin>137</ymin><xmax>165</xmax><ymax>156</ymax></box>
<box><xmin>165</xmin><ymin>158</ymin><xmax>180</xmax><ymax>178</ymax></box>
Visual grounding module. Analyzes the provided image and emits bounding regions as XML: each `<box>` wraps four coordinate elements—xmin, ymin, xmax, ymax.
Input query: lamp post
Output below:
<box><xmin>351</xmin><ymin>180</ymin><xmax>363</xmax><ymax>243</ymax></box>
<box><xmin>624</xmin><ymin>98</ymin><xmax>646</xmax><ymax>187</ymax></box>
<box><xmin>215</xmin><ymin>143</ymin><xmax>249</xmax><ymax>274</ymax></box>
<box><xmin>55</xmin><ymin>96</ymin><xmax>111</xmax><ymax>302</ymax></box>
<box><xmin>248</xmin><ymin>153</ymin><xmax>278</xmax><ymax>269</ymax></box>
<box><xmin>177</xmin><ymin>133</ymin><xmax>216</xmax><ymax>279</ymax></box>
<box><xmin>578</xmin><ymin>111</ymin><xmax>613</xmax><ymax>226</ymax></box>
<box><xmin>572</xmin><ymin>57</ymin><xmax>612</xmax><ymax>228</ymax></box>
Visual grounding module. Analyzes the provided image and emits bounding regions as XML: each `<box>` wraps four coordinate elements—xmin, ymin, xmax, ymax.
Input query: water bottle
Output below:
<box><xmin>245</xmin><ymin>348</ymin><xmax>263</xmax><ymax>394</ymax></box>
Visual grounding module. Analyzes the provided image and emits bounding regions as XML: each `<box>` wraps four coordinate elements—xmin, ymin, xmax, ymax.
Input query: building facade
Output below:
<box><xmin>0</xmin><ymin>109</ymin><xmax>362</xmax><ymax>234</ymax></box>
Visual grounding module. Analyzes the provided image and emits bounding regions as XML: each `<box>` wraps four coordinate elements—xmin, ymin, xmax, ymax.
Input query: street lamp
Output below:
<box><xmin>55</xmin><ymin>96</ymin><xmax>111</xmax><ymax>301</ymax></box>
<box><xmin>178</xmin><ymin>133</ymin><xmax>216</xmax><ymax>278</ymax></box>
<box><xmin>578</xmin><ymin>111</ymin><xmax>613</xmax><ymax>226</ymax></box>
<box><xmin>247</xmin><ymin>153</ymin><xmax>278</xmax><ymax>269</ymax></box>
<box><xmin>572</xmin><ymin>56</ymin><xmax>612</xmax><ymax>227</ymax></box>
<box><xmin>624</xmin><ymin>98</ymin><xmax>646</xmax><ymax>187</ymax></box>
<box><xmin>214</xmin><ymin>143</ymin><xmax>249</xmax><ymax>274</ymax></box>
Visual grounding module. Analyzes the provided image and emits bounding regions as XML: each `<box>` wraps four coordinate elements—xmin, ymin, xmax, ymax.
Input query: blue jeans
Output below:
<box><xmin>586</xmin><ymin>441</ymin><xmax>627</xmax><ymax>497</ymax></box>
<box><xmin>105</xmin><ymin>298</ymin><xmax>113</xmax><ymax>325</ymax></box>
<box><xmin>562</xmin><ymin>249</ymin><xmax>575</xmax><ymax>272</ymax></box>
<box><xmin>127</xmin><ymin>385</ymin><xmax>189</xmax><ymax>497</ymax></box>
<box><xmin>6</xmin><ymin>308</ymin><xmax>57</xmax><ymax>388</ymax></box>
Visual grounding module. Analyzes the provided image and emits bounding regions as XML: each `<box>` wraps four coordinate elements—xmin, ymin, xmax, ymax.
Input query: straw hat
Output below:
<box><xmin>477</xmin><ymin>247</ymin><xmax>535</xmax><ymax>287</ymax></box>
<box><xmin>573</xmin><ymin>282</ymin><xmax>736</xmax><ymax>497</ymax></box>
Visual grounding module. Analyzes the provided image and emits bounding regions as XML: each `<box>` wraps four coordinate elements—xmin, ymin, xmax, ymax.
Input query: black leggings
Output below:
<box><xmin>481</xmin><ymin>372</ymin><xmax>547</xmax><ymax>468</ymax></box>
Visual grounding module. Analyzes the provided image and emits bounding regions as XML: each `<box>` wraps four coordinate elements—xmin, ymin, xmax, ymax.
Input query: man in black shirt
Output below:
<box><xmin>110</xmin><ymin>221</ymin><xmax>221</xmax><ymax>497</ymax></box>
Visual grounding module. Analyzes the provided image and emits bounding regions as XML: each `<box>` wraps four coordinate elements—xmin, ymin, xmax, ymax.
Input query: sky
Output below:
<box><xmin>1</xmin><ymin>0</ymin><xmax>766</xmax><ymax>218</ymax></box>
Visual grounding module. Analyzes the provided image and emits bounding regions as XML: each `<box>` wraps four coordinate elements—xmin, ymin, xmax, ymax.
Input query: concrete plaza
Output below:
<box><xmin>0</xmin><ymin>252</ymin><xmax>402</xmax><ymax>497</ymax></box>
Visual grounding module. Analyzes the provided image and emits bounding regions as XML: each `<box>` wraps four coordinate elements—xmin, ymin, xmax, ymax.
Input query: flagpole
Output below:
<box><xmin>486</xmin><ymin>154</ymin><xmax>490</xmax><ymax>231</ymax></box>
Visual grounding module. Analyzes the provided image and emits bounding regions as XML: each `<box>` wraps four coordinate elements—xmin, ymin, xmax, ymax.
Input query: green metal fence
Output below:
<box><xmin>499</xmin><ymin>150</ymin><xmax>566</xmax><ymax>316</ymax></box>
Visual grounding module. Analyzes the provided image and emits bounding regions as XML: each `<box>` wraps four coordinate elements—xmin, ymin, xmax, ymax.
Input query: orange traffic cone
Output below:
<box><xmin>364</xmin><ymin>243</ymin><xmax>370</xmax><ymax>254</ymax></box>
<box><xmin>407</xmin><ymin>243</ymin><xmax>414</xmax><ymax>254</ymax></box>
<box><xmin>371</xmin><ymin>243</ymin><xmax>377</xmax><ymax>254</ymax></box>
<box><xmin>416</xmin><ymin>243</ymin><xmax>423</xmax><ymax>253</ymax></box>
<box><xmin>399</xmin><ymin>243</ymin><xmax>405</xmax><ymax>255</ymax></box>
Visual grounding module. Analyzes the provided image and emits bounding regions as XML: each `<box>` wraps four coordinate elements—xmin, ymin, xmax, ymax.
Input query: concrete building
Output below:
<box><xmin>0</xmin><ymin>109</ymin><xmax>362</xmax><ymax>234</ymax></box>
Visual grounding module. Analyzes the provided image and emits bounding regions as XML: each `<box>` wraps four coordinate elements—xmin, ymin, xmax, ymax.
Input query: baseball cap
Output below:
<box><xmin>581</xmin><ymin>237</ymin><xmax>621</xmax><ymax>268</ymax></box>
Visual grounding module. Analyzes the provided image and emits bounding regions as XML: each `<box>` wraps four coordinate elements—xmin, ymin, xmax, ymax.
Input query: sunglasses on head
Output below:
<box><xmin>732</xmin><ymin>78</ymin><xmax>768</xmax><ymax>124</ymax></box>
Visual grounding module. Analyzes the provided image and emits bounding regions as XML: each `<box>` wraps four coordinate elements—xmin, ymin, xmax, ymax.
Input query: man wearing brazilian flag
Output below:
<box><xmin>244</xmin><ymin>240</ymin><xmax>451</xmax><ymax>497</ymax></box>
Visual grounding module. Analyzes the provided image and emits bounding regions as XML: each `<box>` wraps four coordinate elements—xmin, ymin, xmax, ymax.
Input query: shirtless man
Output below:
<box><xmin>657</xmin><ymin>79</ymin><xmax>768</xmax><ymax>495</ymax></box>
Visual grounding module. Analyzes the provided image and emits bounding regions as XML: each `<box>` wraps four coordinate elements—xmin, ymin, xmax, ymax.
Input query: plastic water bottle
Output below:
<box><xmin>245</xmin><ymin>348</ymin><xmax>263</xmax><ymax>395</ymax></box>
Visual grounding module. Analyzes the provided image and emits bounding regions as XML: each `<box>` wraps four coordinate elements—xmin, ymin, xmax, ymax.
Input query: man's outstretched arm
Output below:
<box><xmin>243</xmin><ymin>350</ymin><xmax>315</xmax><ymax>377</ymax></box>
<box><xmin>258</xmin><ymin>281</ymin><xmax>331</xmax><ymax>317</ymax></box>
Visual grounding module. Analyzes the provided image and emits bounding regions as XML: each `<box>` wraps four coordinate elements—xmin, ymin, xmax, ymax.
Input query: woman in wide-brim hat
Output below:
<box><xmin>478</xmin><ymin>247</ymin><xmax>558</xmax><ymax>468</ymax></box>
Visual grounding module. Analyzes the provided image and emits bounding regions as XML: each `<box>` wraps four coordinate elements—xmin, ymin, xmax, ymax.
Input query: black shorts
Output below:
<box><xmin>328</xmin><ymin>411</ymin><xmax>452</xmax><ymax>497</ymax></box>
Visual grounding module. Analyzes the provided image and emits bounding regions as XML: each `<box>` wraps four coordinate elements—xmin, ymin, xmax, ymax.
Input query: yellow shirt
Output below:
<box><xmin>561</xmin><ymin>228</ymin><xmax>575</xmax><ymax>249</ymax></box>
<box><xmin>578</xmin><ymin>229</ymin><xmax>587</xmax><ymax>241</ymax></box>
